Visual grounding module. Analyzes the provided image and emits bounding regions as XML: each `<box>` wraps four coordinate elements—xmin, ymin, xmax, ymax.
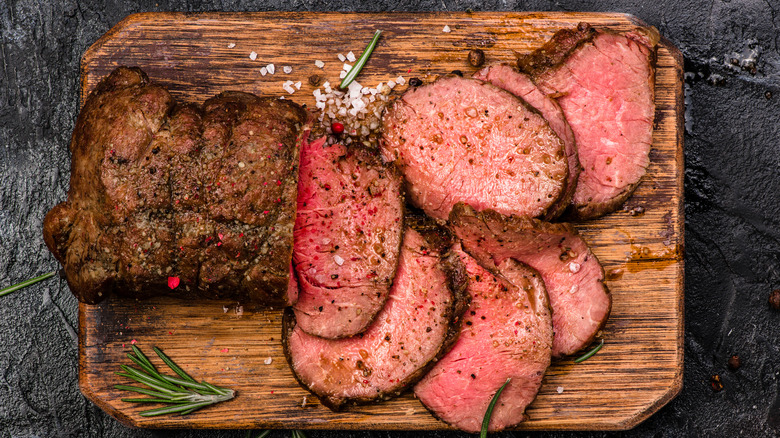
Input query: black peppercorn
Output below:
<box><xmin>451</xmin><ymin>69</ymin><xmax>463</xmax><ymax>77</ymax></box>
<box><xmin>308</xmin><ymin>74</ymin><xmax>322</xmax><ymax>86</ymax></box>
<box><xmin>408</xmin><ymin>77</ymin><xmax>422</xmax><ymax>87</ymax></box>
<box><xmin>769</xmin><ymin>289</ymin><xmax>780</xmax><ymax>310</ymax></box>
<box><xmin>727</xmin><ymin>355</ymin><xmax>741</xmax><ymax>371</ymax></box>
<box><xmin>468</xmin><ymin>49</ymin><xmax>485</xmax><ymax>67</ymax></box>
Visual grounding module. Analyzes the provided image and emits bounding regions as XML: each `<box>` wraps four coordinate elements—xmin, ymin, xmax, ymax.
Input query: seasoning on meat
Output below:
<box><xmin>415</xmin><ymin>246</ymin><xmax>553</xmax><ymax>433</ymax></box>
<box><xmin>518</xmin><ymin>22</ymin><xmax>659</xmax><ymax>219</ymax></box>
<box><xmin>43</xmin><ymin>67</ymin><xmax>308</xmax><ymax>305</ymax></box>
<box><xmin>283</xmin><ymin>228</ymin><xmax>468</xmax><ymax>410</ymax></box>
<box><xmin>380</xmin><ymin>75</ymin><xmax>568</xmax><ymax>221</ymax></box>
<box><xmin>292</xmin><ymin>138</ymin><xmax>404</xmax><ymax>338</ymax></box>
<box><xmin>450</xmin><ymin>203</ymin><xmax>610</xmax><ymax>357</ymax></box>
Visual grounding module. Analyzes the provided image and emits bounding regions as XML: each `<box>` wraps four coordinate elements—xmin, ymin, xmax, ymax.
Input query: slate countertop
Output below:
<box><xmin>1</xmin><ymin>0</ymin><xmax>778</xmax><ymax>437</ymax></box>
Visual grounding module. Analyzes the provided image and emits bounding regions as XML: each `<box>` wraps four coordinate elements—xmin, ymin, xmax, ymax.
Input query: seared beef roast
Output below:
<box><xmin>415</xmin><ymin>247</ymin><xmax>553</xmax><ymax>433</ymax></box>
<box><xmin>380</xmin><ymin>76</ymin><xmax>568</xmax><ymax>221</ymax></box>
<box><xmin>283</xmin><ymin>228</ymin><xmax>468</xmax><ymax>410</ymax></box>
<box><xmin>450</xmin><ymin>203</ymin><xmax>609</xmax><ymax>357</ymax></box>
<box><xmin>473</xmin><ymin>63</ymin><xmax>580</xmax><ymax>220</ymax></box>
<box><xmin>43</xmin><ymin>67</ymin><xmax>308</xmax><ymax>305</ymax></box>
<box><xmin>292</xmin><ymin>138</ymin><xmax>404</xmax><ymax>338</ymax></box>
<box><xmin>518</xmin><ymin>23</ymin><xmax>659</xmax><ymax>219</ymax></box>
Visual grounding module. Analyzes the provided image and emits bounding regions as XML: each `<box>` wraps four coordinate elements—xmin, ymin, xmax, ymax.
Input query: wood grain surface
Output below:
<box><xmin>78</xmin><ymin>11</ymin><xmax>684</xmax><ymax>431</ymax></box>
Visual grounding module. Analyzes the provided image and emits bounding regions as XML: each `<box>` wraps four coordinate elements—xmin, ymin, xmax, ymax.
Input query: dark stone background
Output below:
<box><xmin>1</xmin><ymin>0</ymin><xmax>778</xmax><ymax>436</ymax></box>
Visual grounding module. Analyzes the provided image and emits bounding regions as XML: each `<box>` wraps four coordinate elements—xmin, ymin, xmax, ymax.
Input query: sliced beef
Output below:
<box><xmin>380</xmin><ymin>75</ymin><xmax>568</xmax><ymax>222</ymax></box>
<box><xmin>292</xmin><ymin>138</ymin><xmax>404</xmax><ymax>338</ymax></box>
<box><xmin>43</xmin><ymin>67</ymin><xmax>309</xmax><ymax>305</ymax></box>
<box><xmin>474</xmin><ymin>63</ymin><xmax>580</xmax><ymax>220</ymax></box>
<box><xmin>283</xmin><ymin>228</ymin><xmax>469</xmax><ymax>410</ymax></box>
<box><xmin>518</xmin><ymin>23</ymin><xmax>659</xmax><ymax>219</ymax></box>
<box><xmin>450</xmin><ymin>203</ymin><xmax>610</xmax><ymax>357</ymax></box>
<box><xmin>415</xmin><ymin>247</ymin><xmax>552</xmax><ymax>433</ymax></box>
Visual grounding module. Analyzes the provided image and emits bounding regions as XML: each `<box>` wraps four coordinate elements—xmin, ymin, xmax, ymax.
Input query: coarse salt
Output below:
<box><xmin>294</xmin><ymin>81</ymin><xmax>302</xmax><ymax>90</ymax></box>
<box><xmin>314</xmin><ymin>60</ymin><xmax>325</xmax><ymax>68</ymax></box>
<box><xmin>396</xmin><ymin>76</ymin><xmax>406</xmax><ymax>85</ymax></box>
<box><xmin>569</xmin><ymin>262</ymin><xmax>581</xmax><ymax>273</ymax></box>
<box><xmin>443</xmin><ymin>25</ymin><xmax>451</xmax><ymax>33</ymax></box>
<box><xmin>266</xmin><ymin>64</ymin><xmax>275</xmax><ymax>74</ymax></box>
<box><xmin>249</xmin><ymin>51</ymin><xmax>258</xmax><ymax>60</ymax></box>
<box><xmin>337</xmin><ymin>53</ymin><xmax>346</xmax><ymax>62</ymax></box>
<box><xmin>227</xmin><ymin>42</ymin><xmax>235</xmax><ymax>48</ymax></box>
<box><xmin>557</xmin><ymin>386</ymin><xmax>564</xmax><ymax>394</ymax></box>
<box><xmin>343</xmin><ymin>63</ymin><xmax>353</xmax><ymax>72</ymax></box>
<box><xmin>339</xmin><ymin>71</ymin><xmax>347</xmax><ymax>79</ymax></box>
<box><xmin>264</xmin><ymin>357</ymin><xmax>273</xmax><ymax>365</ymax></box>
<box><xmin>346</xmin><ymin>51</ymin><xmax>356</xmax><ymax>62</ymax></box>
<box><xmin>283</xmin><ymin>65</ymin><xmax>292</xmax><ymax>74</ymax></box>
<box><xmin>260</xmin><ymin>67</ymin><xmax>268</xmax><ymax>76</ymax></box>
<box><xmin>334</xmin><ymin>255</ymin><xmax>345</xmax><ymax>266</ymax></box>
<box><xmin>387</xmin><ymin>80</ymin><xmax>396</xmax><ymax>89</ymax></box>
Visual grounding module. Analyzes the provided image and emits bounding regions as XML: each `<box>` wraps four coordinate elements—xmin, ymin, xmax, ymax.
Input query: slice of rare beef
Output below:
<box><xmin>292</xmin><ymin>138</ymin><xmax>404</xmax><ymax>338</ymax></box>
<box><xmin>415</xmin><ymin>246</ymin><xmax>553</xmax><ymax>433</ymax></box>
<box><xmin>450</xmin><ymin>203</ymin><xmax>610</xmax><ymax>357</ymax></box>
<box><xmin>474</xmin><ymin>63</ymin><xmax>580</xmax><ymax>220</ymax></box>
<box><xmin>283</xmin><ymin>228</ymin><xmax>468</xmax><ymax>410</ymax></box>
<box><xmin>43</xmin><ymin>67</ymin><xmax>308</xmax><ymax>305</ymax></box>
<box><xmin>518</xmin><ymin>23</ymin><xmax>659</xmax><ymax>219</ymax></box>
<box><xmin>380</xmin><ymin>75</ymin><xmax>567</xmax><ymax>222</ymax></box>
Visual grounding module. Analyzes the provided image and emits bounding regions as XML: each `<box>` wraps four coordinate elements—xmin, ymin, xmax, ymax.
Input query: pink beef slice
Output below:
<box><xmin>449</xmin><ymin>203</ymin><xmax>610</xmax><ymax>357</ymax></box>
<box><xmin>518</xmin><ymin>23</ymin><xmax>659</xmax><ymax>219</ymax></box>
<box><xmin>283</xmin><ymin>228</ymin><xmax>469</xmax><ymax>410</ymax></box>
<box><xmin>415</xmin><ymin>246</ymin><xmax>552</xmax><ymax>433</ymax></box>
<box><xmin>380</xmin><ymin>75</ymin><xmax>567</xmax><ymax>222</ymax></box>
<box><xmin>474</xmin><ymin>63</ymin><xmax>580</xmax><ymax>220</ymax></box>
<box><xmin>292</xmin><ymin>138</ymin><xmax>404</xmax><ymax>338</ymax></box>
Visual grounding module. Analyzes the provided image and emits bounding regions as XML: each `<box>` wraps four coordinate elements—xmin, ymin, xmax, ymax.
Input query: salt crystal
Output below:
<box><xmin>283</xmin><ymin>65</ymin><xmax>292</xmax><ymax>74</ymax></box>
<box><xmin>569</xmin><ymin>262</ymin><xmax>581</xmax><ymax>273</ymax></box>
<box><xmin>387</xmin><ymin>80</ymin><xmax>396</xmax><ymax>89</ymax></box>
<box><xmin>443</xmin><ymin>25</ymin><xmax>451</xmax><ymax>33</ymax></box>
<box><xmin>227</xmin><ymin>43</ymin><xmax>235</xmax><ymax>48</ymax></box>
<box><xmin>260</xmin><ymin>67</ymin><xmax>268</xmax><ymax>76</ymax></box>
<box><xmin>343</xmin><ymin>63</ymin><xmax>353</xmax><ymax>72</ymax></box>
<box><xmin>294</xmin><ymin>81</ymin><xmax>302</xmax><ymax>90</ymax></box>
<box><xmin>339</xmin><ymin>71</ymin><xmax>347</xmax><ymax>79</ymax></box>
<box><xmin>249</xmin><ymin>51</ymin><xmax>258</xmax><ymax>60</ymax></box>
<box><xmin>338</xmin><ymin>53</ymin><xmax>346</xmax><ymax>62</ymax></box>
<box><xmin>396</xmin><ymin>76</ymin><xmax>406</xmax><ymax>85</ymax></box>
<box><xmin>315</xmin><ymin>101</ymin><xmax>326</xmax><ymax>110</ymax></box>
<box><xmin>235</xmin><ymin>305</ymin><xmax>244</xmax><ymax>316</ymax></box>
<box><xmin>223</xmin><ymin>305</ymin><xmax>229</xmax><ymax>313</ymax></box>
<box><xmin>266</xmin><ymin>64</ymin><xmax>275</xmax><ymax>74</ymax></box>
<box><xmin>557</xmin><ymin>386</ymin><xmax>564</xmax><ymax>394</ymax></box>
<box><xmin>264</xmin><ymin>357</ymin><xmax>273</xmax><ymax>365</ymax></box>
<box><xmin>314</xmin><ymin>60</ymin><xmax>325</xmax><ymax>68</ymax></box>
<box><xmin>346</xmin><ymin>51</ymin><xmax>356</xmax><ymax>62</ymax></box>
<box><xmin>334</xmin><ymin>255</ymin><xmax>345</xmax><ymax>266</ymax></box>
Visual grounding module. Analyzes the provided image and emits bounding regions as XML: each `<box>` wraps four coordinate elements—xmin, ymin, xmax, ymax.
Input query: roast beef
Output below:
<box><xmin>380</xmin><ymin>75</ymin><xmax>568</xmax><ymax>222</ymax></box>
<box><xmin>415</xmin><ymin>247</ymin><xmax>553</xmax><ymax>433</ymax></box>
<box><xmin>283</xmin><ymin>228</ymin><xmax>468</xmax><ymax>410</ymax></box>
<box><xmin>473</xmin><ymin>63</ymin><xmax>580</xmax><ymax>220</ymax></box>
<box><xmin>292</xmin><ymin>138</ymin><xmax>404</xmax><ymax>338</ymax></box>
<box><xmin>450</xmin><ymin>203</ymin><xmax>609</xmax><ymax>357</ymax></box>
<box><xmin>43</xmin><ymin>67</ymin><xmax>308</xmax><ymax>305</ymax></box>
<box><xmin>517</xmin><ymin>23</ymin><xmax>659</xmax><ymax>219</ymax></box>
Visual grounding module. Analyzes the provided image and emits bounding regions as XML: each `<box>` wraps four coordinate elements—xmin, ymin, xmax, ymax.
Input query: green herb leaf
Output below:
<box><xmin>480</xmin><ymin>378</ymin><xmax>511</xmax><ymax>438</ymax></box>
<box><xmin>0</xmin><ymin>271</ymin><xmax>56</xmax><ymax>297</ymax></box>
<box><xmin>338</xmin><ymin>30</ymin><xmax>382</xmax><ymax>89</ymax></box>
<box><xmin>116</xmin><ymin>345</ymin><xmax>235</xmax><ymax>417</ymax></box>
<box><xmin>574</xmin><ymin>338</ymin><xmax>604</xmax><ymax>364</ymax></box>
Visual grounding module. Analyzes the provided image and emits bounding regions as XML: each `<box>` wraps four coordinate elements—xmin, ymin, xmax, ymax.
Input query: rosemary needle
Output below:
<box><xmin>0</xmin><ymin>271</ymin><xmax>56</xmax><ymax>297</ymax></box>
<box><xmin>574</xmin><ymin>338</ymin><xmax>605</xmax><ymax>363</ymax></box>
<box><xmin>480</xmin><ymin>378</ymin><xmax>511</xmax><ymax>438</ymax></box>
<box><xmin>115</xmin><ymin>345</ymin><xmax>235</xmax><ymax>416</ymax></box>
<box><xmin>338</xmin><ymin>30</ymin><xmax>382</xmax><ymax>89</ymax></box>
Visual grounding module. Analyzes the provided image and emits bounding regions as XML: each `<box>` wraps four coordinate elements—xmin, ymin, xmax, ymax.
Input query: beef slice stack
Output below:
<box><xmin>43</xmin><ymin>67</ymin><xmax>308</xmax><ymax>305</ymax></box>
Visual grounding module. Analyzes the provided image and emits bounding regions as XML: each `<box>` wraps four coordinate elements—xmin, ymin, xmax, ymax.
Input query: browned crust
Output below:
<box><xmin>282</xmin><ymin>231</ymin><xmax>470</xmax><ymax>411</ymax></box>
<box><xmin>516</xmin><ymin>22</ymin><xmax>597</xmax><ymax>77</ymax></box>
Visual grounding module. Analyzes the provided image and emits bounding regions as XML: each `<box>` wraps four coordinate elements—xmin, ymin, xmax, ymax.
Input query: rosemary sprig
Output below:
<box><xmin>0</xmin><ymin>271</ymin><xmax>56</xmax><ymax>297</ymax></box>
<box><xmin>480</xmin><ymin>378</ymin><xmax>511</xmax><ymax>438</ymax></box>
<box><xmin>338</xmin><ymin>29</ymin><xmax>382</xmax><ymax>89</ymax></box>
<box><xmin>574</xmin><ymin>338</ymin><xmax>605</xmax><ymax>364</ymax></box>
<box><xmin>116</xmin><ymin>345</ymin><xmax>235</xmax><ymax>416</ymax></box>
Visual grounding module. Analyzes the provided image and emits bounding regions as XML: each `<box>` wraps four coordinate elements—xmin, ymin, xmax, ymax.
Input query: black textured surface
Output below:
<box><xmin>1</xmin><ymin>0</ymin><xmax>779</xmax><ymax>437</ymax></box>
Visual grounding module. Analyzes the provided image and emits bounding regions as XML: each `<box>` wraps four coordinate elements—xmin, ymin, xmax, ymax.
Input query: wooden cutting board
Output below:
<box><xmin>78</xmin><ymin>11</ymin><xmax>684</xmax><ymax>431</ymax></box>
